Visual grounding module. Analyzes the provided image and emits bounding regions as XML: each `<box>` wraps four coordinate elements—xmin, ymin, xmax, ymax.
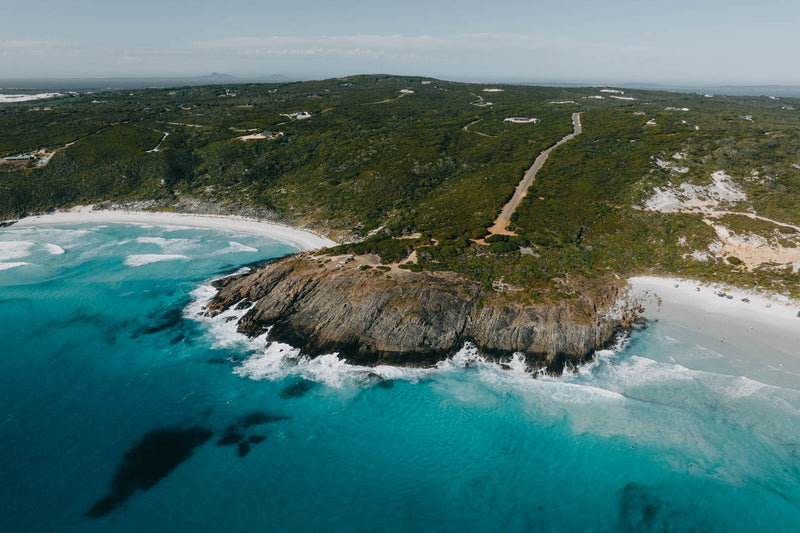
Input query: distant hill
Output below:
<box><xmin>0</xmin><ymin>73</ymin><xmax>293</xmax><ymax>91</ymax></box>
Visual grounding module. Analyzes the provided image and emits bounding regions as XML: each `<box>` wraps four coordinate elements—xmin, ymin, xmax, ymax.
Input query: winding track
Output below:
<box><xmin>486</xmin><ymin>112</ymin><xmax>582</xmax><ymax>237</ymax></box>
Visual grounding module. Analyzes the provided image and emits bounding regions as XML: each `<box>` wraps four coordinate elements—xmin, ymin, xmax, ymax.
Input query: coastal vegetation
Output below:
<box><xmin>3</xmin><ymin>74</ymin><xmax>800</xmax><ymax>297</ymax></box>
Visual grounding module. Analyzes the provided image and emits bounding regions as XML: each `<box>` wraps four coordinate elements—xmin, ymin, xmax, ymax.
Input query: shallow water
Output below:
<box><xmin>1</xmin><ymin>223</ymin><xmax>799</xmax><ymax>532</ymax></box>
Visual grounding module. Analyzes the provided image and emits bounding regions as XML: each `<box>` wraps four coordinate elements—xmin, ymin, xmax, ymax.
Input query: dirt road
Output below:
<box><xmin>486</xmin><ymin>112</ymin><xmax>582</xmax><ymax>236</ymax></box>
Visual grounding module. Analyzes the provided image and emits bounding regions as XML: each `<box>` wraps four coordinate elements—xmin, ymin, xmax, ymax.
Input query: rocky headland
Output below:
<box><xmin>203</xmin><ymin>253</ymin><xmax>640</xmax><ymax>374</ymax></box>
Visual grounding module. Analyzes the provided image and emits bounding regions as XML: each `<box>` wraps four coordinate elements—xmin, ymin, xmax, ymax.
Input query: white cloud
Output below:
<box><xmin>188</xmin><ymin>33</ymin><xmax>572</xmax><ymax>61</ymax></box>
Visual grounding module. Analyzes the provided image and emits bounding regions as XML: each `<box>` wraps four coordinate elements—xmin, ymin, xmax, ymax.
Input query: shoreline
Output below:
<box><xmin>6</xmin><ymin>206</ymin><xmax>336</xmax><ymax>251</ymax></box>
<box><xmin>627</xmin><ymin>275</ymin><xmax>800</xmax><ymax>383</ymax></box>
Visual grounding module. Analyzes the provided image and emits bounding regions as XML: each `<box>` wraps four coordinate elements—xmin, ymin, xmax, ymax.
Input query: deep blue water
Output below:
<box><xmin>2</xmin><ymin>223</ymin><xmax>800</xmax><ymax>532</ymax></box>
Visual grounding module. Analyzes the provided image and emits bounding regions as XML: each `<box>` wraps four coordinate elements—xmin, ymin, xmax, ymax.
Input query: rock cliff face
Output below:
<box><xmin>204</xmin><ymin>255</ymin><xmax>637</xmax><ymax>374</ymax></box>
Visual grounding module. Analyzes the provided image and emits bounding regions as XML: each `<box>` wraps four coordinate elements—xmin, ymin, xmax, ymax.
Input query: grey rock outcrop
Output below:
<box><xmin>204</xmin><ymin>255</ymin><xmax>637</xmax><ymax>374</ymax></box>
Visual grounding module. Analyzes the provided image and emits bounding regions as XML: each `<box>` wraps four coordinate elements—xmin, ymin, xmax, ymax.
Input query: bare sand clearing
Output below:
<box><xmin>627</xmin><ymin>276</ymin><xmax>800</xmax><ymax>381</ymax></box>
<box><xmin>9</xmin><ymin>206</ymin><xmax>335</xmax><ymax>251</ymax></box>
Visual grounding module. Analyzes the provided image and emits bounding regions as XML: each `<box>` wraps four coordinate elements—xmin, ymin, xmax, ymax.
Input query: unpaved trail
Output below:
<box><xmin>706</xmin><ymin>210</ymin><xmax>800</xmax><ymax>233</ymax></box>
<box><xmin>485</xmin><ymin>112</ymin><xmax>582</xmax><ymax>237</ymax></box>
<box><xmin>31</xmin><ymin>124</ymin><xmax>117</xmax><ymax>167</ymax></box>
<box><xmin>463</xmin><ymin>119</ymin><xmax>495</xmax><ymax>138</ymax></box>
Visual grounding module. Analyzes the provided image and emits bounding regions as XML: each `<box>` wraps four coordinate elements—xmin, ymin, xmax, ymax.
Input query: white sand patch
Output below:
<box><xmin>550</xmin><ymin>100</ymin><xmax>576</xmax><ymax>104</ymax></box>
<box><xmin>655</xmin><ymin>158</ymin><xmax>689</xmax><ymax>174</ymax></box>
<box><xmin>584</xmin><ymin>95</ymin><xmax>604</xmax><ymax>99</ymax></box>
<box><xmin>643</xmin><ymin>171</ymin><xmax>747</xmax><ymax>212</ymax></box>
<box><xmin>609</xmin><ymin>95</ymin><xmax>636</xmax><ymax>101</ymax></box>
<box><xmin>483</xmin><ymin>88</ymin><xmax>504</xmax><ymax>92</ymax></box>
<box><xmin>124</xmin><ymin>254</ymin><xmax>189</xmax><ymax>267</ymax></box>
<box><xmin>10</xmin><ymin>207</ymin><xmax>335</xmax><ymax>251</ymax></box>
<box><xmin>685</xmin><ymin>250</ymin><xmax>712</xmax><ymax>262</ymax></box>
<box><xmin>0</xmin><ymin>262</ymin><xmax>30</xmax><ymax>271</ymax></box>
<box><xmin>665</xmin><ymin>107</ymin><xmax>690</xmax><ymax>111</ymax></box>
<box><xmin>0</xmin><ymin>93</ymin><xmax>63</xmax><ymax>103</ymax></box>
<box><xmin>600</xmin><ymin>89</ymin><xmax>624</xmax><ymax>94</ymax></box>
<box><xmin>645</xmin><ymin>119</ymin><xmax>657</xmax><ymax>126</ymax></box>
<box><xmin>399</xmin><ymin>89</ymin><xmax>414</xmax><ymax>94</ymax></box>
<box><xmin>704</xmin><ymin>220</ymin><xmax>800</xmax><ymax>270</ymax></box>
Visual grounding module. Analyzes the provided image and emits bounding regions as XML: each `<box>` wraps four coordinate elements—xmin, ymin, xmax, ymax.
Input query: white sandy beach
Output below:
<box><xmin>7</xmin><ymin>206</ymin><xmax>336</xmax><ymax>251</ymax></box>
<box><xmin>627</xmin><ymin>276</ymin><xmax>800</xmax><ymax>383</ymax></box>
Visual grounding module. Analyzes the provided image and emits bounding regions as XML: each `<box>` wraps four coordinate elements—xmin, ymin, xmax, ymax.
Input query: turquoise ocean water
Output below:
<box><xmin>1</xmin><ymin>222</ymin><xmax>800</xmax><ymax>532</ymax></box>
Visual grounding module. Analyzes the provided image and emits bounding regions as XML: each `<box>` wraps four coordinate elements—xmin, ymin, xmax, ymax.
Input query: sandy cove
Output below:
<box><xmin>7</xmin><ymin>206</ymin><xmax>335</xmax><ymax>251</ymax></box>
<box><xmin>627</xmin><ymin>276</ymin><xmax>800</xmax><ymax>379</ymax></box>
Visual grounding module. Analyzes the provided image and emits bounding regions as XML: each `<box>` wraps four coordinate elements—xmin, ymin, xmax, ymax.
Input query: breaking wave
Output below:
<box><xmin>124</xmin><ymin>254</ymin><xmax>189</xmax><ymax>266</ymax></box>
<box><xmin>0</xmin><ymin>241</ymin><xmax>36</xmax><ymax>261</ymax></box>
<box><xmin>0</xmin><ymin>262</ymin><xmax>30</xmax><ymax>271</ymax></box>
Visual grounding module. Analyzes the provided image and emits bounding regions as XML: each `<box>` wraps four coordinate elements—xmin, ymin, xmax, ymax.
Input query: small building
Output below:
<box><xmin>281</xmin><ymin>111</ymin><xmax>311</xmax><ymax>120</ymax></box>
<box><xmin>3</xmin><ymin>154</ymin><xmax>33</xmax><ymax>161</ymax></box>
<box><xmin>503</xmin><ymin>117</ymin><xmax>539</xmax><ymax>124</ymax></box>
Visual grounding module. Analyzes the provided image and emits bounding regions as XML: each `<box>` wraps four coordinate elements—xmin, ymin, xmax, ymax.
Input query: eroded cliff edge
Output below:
<box><xmin>203</xmin><ymin>254</ymin><xmax>639</xmax><ymax>374</ymax></box>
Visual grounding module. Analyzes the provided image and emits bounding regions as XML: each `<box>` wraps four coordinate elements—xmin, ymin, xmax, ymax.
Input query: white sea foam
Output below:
<box><xmin>186</xmin><ymin>272</ymin><xmax>800</xmax><ymax>444</ymax></box>
<box><xmin>179</xmin><ymin>271</ymin><xmax>800</xmax><ymax>492</ymax></box>
<box><xmin>44</xmin><ymin>244</ymin><xmax>65</xmax><ymax>255</ymax></box>
<box><xmin>124</xmin><ymin>254</ymin><xmax>189</xmax><ymax>266</ymax></box>
<box><xmin>0</xmin><ymin>241</ymin><xmax>35</xmax><ymax>261</ymax></box>
<box><xmin>212</xmin><ymin>241</ymin><xmax>259</xmax><ymax>255</ymax></box>
<box><xmin>183</xmin><ymin>272</ymin><xmax>260</xmax><ymax>353</ymax></box>
<box><xmin>0</xmin><ymin>262</ymin><xmax>29</xmax><ymax>271</ymax></box>
<box><xmin>135</xmin><ymin>236</ymin><xmax>200</xmax><ymax>253</ymax></box>
<box><xmin>5</xmin><ymin>227</ymin><xmax>90</xmax><ymax>242</ymax></box>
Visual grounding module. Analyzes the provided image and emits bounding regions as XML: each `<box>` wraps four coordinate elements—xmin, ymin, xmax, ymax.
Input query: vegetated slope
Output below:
<box><xmin>3</xmin><ymin>75</ymin><xmax>800</xmax><ymax>297</ymax></box>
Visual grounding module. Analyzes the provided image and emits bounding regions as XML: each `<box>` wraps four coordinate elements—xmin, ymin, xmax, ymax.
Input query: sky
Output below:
<box><xmin>2</xmin><ymin>0</ymin><xmax>799</xmax><ymax>85</ymax></box>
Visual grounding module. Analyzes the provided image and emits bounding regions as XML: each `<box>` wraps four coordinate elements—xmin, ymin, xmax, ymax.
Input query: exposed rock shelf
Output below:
<box><xmin>204</xmin><ymin>254</ymin><xmax>638</xmax><ymax>374</ymax></box>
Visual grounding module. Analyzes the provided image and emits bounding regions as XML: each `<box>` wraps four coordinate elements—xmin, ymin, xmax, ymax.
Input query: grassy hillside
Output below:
<box><xmin>3</xmin><ymin>75</ymin><xmax>800</xmax><ymax>297</ymax></box>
